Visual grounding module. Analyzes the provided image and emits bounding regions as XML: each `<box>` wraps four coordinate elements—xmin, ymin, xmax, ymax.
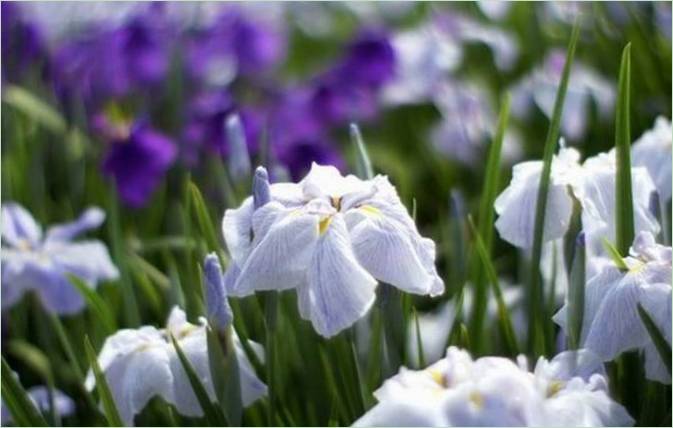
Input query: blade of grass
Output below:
<box><xmin>468</xmin><ymin>216</ymin><xmax>520</xmax><ymax>356</ymax></box>
<box><xmin>69</xmin><ymin>275</ymin><xmax>117</xmax><ymax>335</ymax></box>
<box><xmin>528</xmin><ymin>22</ymin><xmax>580</xmax><ymax>356</ymax></box>
<box><xmin>170</xmin><ymin>334</ymin><xmax>227</xmax><ymax>426</ymax></box>
<box><xmin>637</xmin><ymin>304</ymin><xmax>672</xmax><ymax>375</ymax></box>
<box><xmin>2</xmin><ymin>85</ymin><xmax>67</xmax><ymax>134</ymax></box>
<box><xmin>615</xmin><ymin>43</ymin><xmax>635</xmax><ymax>255</ymax></box>
<box><xmin>350</xmin><ymin>123</ymin><xmax>373</xmax><ymax>180</ymax></box>
<box><xmin>1</xmin><ymin>358</ymin><xmax>49</xmax><ymax>427</ymax></box>
<box><xmin>206</xmin><ymin>326</ymin><xmax>242</xmax><ymax>426</ymax></box>
<box><xmin>413</xmin><ymin>307</ymin><xmax>427</xmax><ymax>368</ymax></box>
<box><xmin>567</xmin><ymin>233</ymin><xmax>586</xmax><ymax>350</ymax></box>
<box><xmin>84</xmin><ymin>336</ymin><xmax>124</xmax><ymax>426</ymax></box>
<box><xmin>188</xmin><ymin>181</ymin><xmax>224</xmax><ymax>256</ymax></box>
<box><xmin>263</xmin><ymin>291</ymin><xmax>279</xmax><ymax>426</ymax></box>
<box><xmin>601</xmin><ymin>238</ymin><xmax>630</xmax><ymax>271</ymax></box>
<box><xmin>469</xmin><ymin>93</ymin><xmax>511</xmax><ymax>353</ymax></box>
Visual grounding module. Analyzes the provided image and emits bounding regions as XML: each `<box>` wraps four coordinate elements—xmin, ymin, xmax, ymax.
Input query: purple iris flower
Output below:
<box><xmin>185</xmin><ymin>6</ymin><xmax>285</xmax><ymax>84</ymax></box>
<box><xmin>1</xmin><ymin>2</ymin><xmax>47</xmax><ymax>82</ymax></box>
<box><xmin>338</xmin><ymin>28</ymin><xmax>396</xmax><ymax>88</ymax></box>
<box><xmin>1</xmin><ymin>385</ymin><xmax>75</xmax><ymax>425</ymax></box>
<box><xmin>181</xmin><ymin>91</ymin><xmax>262</xmax><ymax>164</ymax></box>
<box><xmin>308</xmin><ymin>28</ymin><xmax>395</xmax><ymax>126</ymax></box>
<box><xmin>99</xmin><ymin>118</ymin><xmax>177</xmax><ymax>207</ymax></box>
<box><xmin>1</xmin><ymin>203</ymin><xmax>119</xmax><ymax>314</ymax></box>
<box><xmin>51</xmin><ymin>8</ymin><xmax>171</xmax><ymax>105</ymax></box>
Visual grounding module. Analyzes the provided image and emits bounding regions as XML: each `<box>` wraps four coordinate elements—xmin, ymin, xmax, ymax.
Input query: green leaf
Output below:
<box><xmin>170</xmin><ymin>334</ymin><xmax>226</xmax><ymax>426</ymax></box>
<box><xmin>601</xmin><ymin>238</ymin><xmax>630</xmax><ymax>271</ymax></box>
<box><xmin>69</xmin><ymin>274</ymin><xmax>117</xmax><ymax>335</ymax></box>
<box><xmin>615</xmin><ymin>43</ymin><xmax>635</xmax><ymax>256</ymax></box>
<box><xmin>6</xmin><ymin>340</ymin><xmax>52</xmax><ymax>383</ymax></box>
<box><xmin>567</xmin><ymin>233</ymin><xmax>586</xmax><ymax>350</ymax></box>
<box><xmin>206</xmin><ymin>327</ymin><xmax>242</xmax><ymax>426</ymax></box>
<box><xmin>188</xmin><ymin>181</ymin><xmax>223</xmax><ymax>257</ymax></box>
<box><xmin>263</xmin><ymin>291</ymin><xmax>279</xmax><ymax>426</ymax></box>
<box><xmin>469</xmin><ymin>93</ymin><xmax>511</xmax><ymax>352</ymax></box>
<box><xmin>84</xmin><ymin>336</ymin><xmax>125</xmax><ymax>427</ymax></box>
<box><xmin>107</xmin><ymin>187</ymin><xmax>141</xmax><ymax>327</ymax></box>
<box><xmin>413</xmin><ymin>307</ymin><xmax>427</xmax><ymax>368</ymax></box>
<box><xmin>2</xmin><ymin>85</ymin><xmax>66</xmax><ymax>134</ymax></box>
<box><xmin>468</xmin><ymin>216</ymin><xmax>520</xmax><ymax>356</ymax></box>
<box><xmin>1</xmin><ymin>357</ymin><xmax>49</xmax><ymax>427</ymax></box>
<box><xmin>637</xmin><ymin>304</ymin><xmax>672</xmax><ymax>375</ymax></box>
<box><xmin>350</xmin><ymin>123</ymin><xmax>374</xmax><ymax>180</ymax></box>
<box><xmin>528</xmin><ymin>22</ymin><xmax>580</xmax><ymax>356</ymax></box>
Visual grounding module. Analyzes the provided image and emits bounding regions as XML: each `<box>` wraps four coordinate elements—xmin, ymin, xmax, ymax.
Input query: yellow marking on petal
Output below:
<box><xmin>469</xmin><ymin>391</ymin><xmax>484</xmax><ymax>408</ymax></box>
<box><xmin>359</xmin><ymin>205</ymin><xmax>381</xmax><ymax>217</ymax></box>
<box><xmin>319</xmin><ymin>217</ymin><xmax>332</xmax><ymax>235</ymax></box>
<box><xmin>629</xmin><ymin>260</ymin><xmax>647</xmax><ymax>274</ymax></box>
<box><xmin>427</xmin><ymin>368</ymin><xmax>448</xmax><ymax>388</ymax></box>
<box><xmin>547</xmin><ymin>380</ymin><xmax>564</xmax><ymax>397</ymax></box>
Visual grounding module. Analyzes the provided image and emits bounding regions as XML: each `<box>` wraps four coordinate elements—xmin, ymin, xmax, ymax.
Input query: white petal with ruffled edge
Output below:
<box><xmin>233</xmin><ymin>210</ymin><xmax>319</xmax><ymax>296</ymax></box>
<box><xmin>304</xmin><ymin>214</ymin><xmax>377</xmax><ymax>337</ymax></box>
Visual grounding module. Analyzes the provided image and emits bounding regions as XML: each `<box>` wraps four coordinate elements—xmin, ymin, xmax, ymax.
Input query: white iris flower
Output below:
<box><xmin>554</xmin><ymin>232</ymin><xmax>672</xmax><ymax>384</ymax></box>
<box><xmin>85</xmin><ymin>306</ymin><xmax>266</xmax><ymax>425</ymax></box>
<box><xmin>354</xmin><ymin>347</ymin><xmax>633</xmax><ymax>427</ymax></box>
<box><xmin>631</xmin><ymin>116</ymin><xmax>672</xmax><ymax>203</ymax></box>
<box><xmin>223</xmin><ymin>164</ymin><xmax>444</xmax><ymax>337</ymax></box>
<box><xmin>494</xmin><ymin>146</ymin><xmax>659</xmax><ymax>253</ymax></box>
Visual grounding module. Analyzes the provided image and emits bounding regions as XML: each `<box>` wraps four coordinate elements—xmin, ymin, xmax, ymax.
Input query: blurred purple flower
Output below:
<box><xmin>1</xmin><ymin>2</ymin><xmax>47</xmax><ymax>82</ymax></box>
<box><xmin>1</xmin><ymin>203</ymin><xmax>119</xmax><ymax>314</ymax></box>
<box><xmin>308</xmin><ymin>28</ymin><xmax>395</xmax><ymax>126</ymax></box>
<box><xmin>511</xmin><ymin>49</ymin><xmax>615</xmax><ymax>141</ymax></box>
<box><xmin>99</xmin><ymin>118</ymin><xmax>177</xmax><ymax>207</ymax></box>
<box><xmin>51</xmin><ymin>8</ymin><xmax>172</xmax><ymax>104</ymax></box>
<box><xmin>181</xmin><ymin>91</ymin><xmax>262</xmax><ymax>164</ymax></box>
<box><xmin>185</xmin><ymin>6</ymin><xmax>286</xmax><ymax>85</ymax></box>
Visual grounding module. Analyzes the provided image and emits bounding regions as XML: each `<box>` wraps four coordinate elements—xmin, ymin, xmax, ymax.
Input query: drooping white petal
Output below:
<box><xmin>233</xmin><ymin>335</ymin><xmax>268</xmax><ymax>406</ymax></box>
<box><xmin>352</xmin><ymin>392</ymin><xmax>450</xmax><ymax>427</ymax></box>
<box><xmin>348</xmin><ymin>206</ymin><xmax>437</xmax><ymax>295</ymax></box>
<box><xmin>87</xmin><ymin>327</ymin><xmax>172</xmax><ymax>426</ymax></box>
<box><xmin>494</xmin><ymin>159</ymin><xmax>574</xmax><ymax>248</ymax></box>
<box><xmin>534</xmin><ymin>349</ymin><xmax>605</xmax><ymax>382</ymax></box>
<box><xmin>583</xmin><ymin>272</ymin><xmax>651</xmax><ymax>360</ymax></box>
<box><xmin>222</xmin><ymin>197</ymin><xmax>255</xmax><ymax>267</ymax></box>
<box><xmin>169</xmin><ymin>327</ymin><xmax>215</xmax><ymax>418</ymax></box>
<box><xmin>44</xmin><ymin>207</ymin><xmax>105</xmax><ymax>243</ymax></box>
<box><xmin>233</xmin><ymin>210</ymin><xmax>319</xmax><ymax>296</ymax></box>
<box><xmin>639</xmin><ymin>282</ymin><xmax>672</xmax><ymax>384</ymax></box>
<box><xmin>579</xmin><ymin>152</ymin><xmax>660</xmax><ymax>252</ymax></box>
<box><xmin>1</xmin><ymin>202</ymin><xmax>42</xmax><ymax>247</ymax></box>
<box><xmin>303</xmin><ymin>214</ymin><xmax>377</xmax><ymax>337</ymax></box>
<box><xmin>631</xmin><ymin>116</ymin><xmax>672</xmax><ymax>202</ymax></box>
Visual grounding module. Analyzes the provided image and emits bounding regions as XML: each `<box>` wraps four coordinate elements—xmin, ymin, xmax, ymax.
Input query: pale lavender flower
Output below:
<box><xmin>1</xmin><ymin>203</ymin><xmax>118</xmax><ymax>314</ymax></box>
<box><xmin>222</xmin><ymin>164</ymin><xmax>443</xmax><ymax>337</ymax></box>
<box><xmin>554</xmin><ymin>232</ymin><xmax>672</xmax><ymax>384</ymax></box>
<box><xmin>494</xmin><ymin>145</ymin><xmax>659</xmax><ymax>252</ymax></box>
<box><xmin>631</xmin><ymin>116</ymin><xmax>672</xmax><ymax>203</ymax></box>
<box><xmin>354</xmin><ymin>347</ymin><xmax>633</xmax><ymax>427</ymax></box>
<box><xmin>86</xmin><ymin>306</ymin><xmax>266</xmax><ymax>426</ymax></box>
<box><xmin>511</xmin><ymin>50</ymin><xmax>615</xmax><ymax>141</ymax></box>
